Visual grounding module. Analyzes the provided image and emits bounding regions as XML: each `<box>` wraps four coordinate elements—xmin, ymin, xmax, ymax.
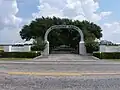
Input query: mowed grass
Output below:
<box><xmin>0</xmin><ymin>46</ymin><xmax>3</xmax><ymax>50</ymax></box>
<box><xmin>105</xmin><ymin>59</ymin><xmax>120</xmax><ymax>62</ymax></box>
<box><xmin>0</xmin><ymin>58</ymin><xmax>32</xmax><ymax>61</ymax></box>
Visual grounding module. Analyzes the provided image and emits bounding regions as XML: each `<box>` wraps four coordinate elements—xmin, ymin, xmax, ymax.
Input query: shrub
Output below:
<box><xmin>0</xmin><ymin>50</ymin><xmax>4</xmax><ymax>53</ymax></box>
<box><xmin>31</xmin><ymin>37</ymin><xmax>46</xmax><ymax>51</ymax></box>
<box><xmin>85</xmin><ymin>41</ymin><xmax>99</xmax><ymax>53</ymax></box>
<box><xmin>0</xmin><ymin>52</ymin><xmax>41</xmax><ymax>58</ymax></box>
<box><xmin>93</xmin><ymin>52</ymin><xmax>120</xmax><ymax>59</ymax></box>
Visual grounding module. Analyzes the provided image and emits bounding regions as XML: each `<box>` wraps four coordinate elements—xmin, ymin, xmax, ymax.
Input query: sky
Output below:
<box><xmin>0</xmin><ymin>0</ymin><xmax>120</xmax><ymax>44</ymax></box>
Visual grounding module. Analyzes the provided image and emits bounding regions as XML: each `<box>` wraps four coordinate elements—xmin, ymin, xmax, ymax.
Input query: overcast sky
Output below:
<box><xmin>0</xmin><ymin>0</ymin><xmax>120</xmax><ymax>44</ymax></box>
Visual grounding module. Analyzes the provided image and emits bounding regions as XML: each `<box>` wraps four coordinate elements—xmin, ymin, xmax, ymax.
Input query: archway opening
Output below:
<box><xmin>48</xmin><ymin>28</ymin><xmax>80</xmax><ymax>54</ymax></box>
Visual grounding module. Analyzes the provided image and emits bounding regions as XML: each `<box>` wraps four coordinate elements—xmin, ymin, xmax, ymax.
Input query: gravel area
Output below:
<box><xmin>0</xmin><ymin>75</ymin><xmax>120</xmax><ymax>90</ymax></box>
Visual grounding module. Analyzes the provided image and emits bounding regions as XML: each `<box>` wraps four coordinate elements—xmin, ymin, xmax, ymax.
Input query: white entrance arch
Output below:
<box><xmin>43</xmin><ymin>25</ymin><xmax>86</xmax><ymax>56</ymax></box>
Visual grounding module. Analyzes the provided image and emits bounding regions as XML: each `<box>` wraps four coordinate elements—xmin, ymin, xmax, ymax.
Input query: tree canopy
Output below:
<box><xmin>20</xmin><ymin>16</ymin><xmax>102</xmax><ymax>53</ymax></box>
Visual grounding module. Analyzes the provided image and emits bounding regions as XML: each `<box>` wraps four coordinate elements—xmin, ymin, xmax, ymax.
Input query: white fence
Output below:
<box><xmin>100</xmin><ymin>45</ymin><xmax>120</xmax><ymax>52</ymax></box>
<box><xmin>4</xmin><ymin>45</ymin><xmax>31</xmax><ymax>52</ymax></box>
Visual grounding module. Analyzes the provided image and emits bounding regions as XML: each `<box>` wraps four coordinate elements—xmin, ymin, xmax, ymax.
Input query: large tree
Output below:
<box><xmin>20</xmin><ymin>16</ymin><xmax>102</xmax><ymax>53</ymax></box>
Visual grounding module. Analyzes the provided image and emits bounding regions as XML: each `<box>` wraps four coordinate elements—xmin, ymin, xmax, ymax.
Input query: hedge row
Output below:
<box><xmin>0</xmin><ymin>52</ymin><xmax>41</xmax><ymax>58</ymax></box>
<box><xmin>93</xmin><ymin>52</ymin><xmax>120</xmax><ymax>59</ymax></box>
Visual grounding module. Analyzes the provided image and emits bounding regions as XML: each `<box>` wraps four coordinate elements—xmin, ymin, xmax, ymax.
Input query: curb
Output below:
<box><xmin>0</xmin><ymin>61</ymin><xmax>120</xmax><ymax>65</ymax></box>
<box><xmin>32</xmin><ymin>60</ymin><xmax>97</xmax><ymax>62</ymax></box>
<box><xmin>33</xmin><ymin>55</ymin><xmax>49</xmax><ymax>60</ymax></box>
<box><xmin>92</xmin><ymin>56</ymin><xmax>100</xmax><ymax>60</ymax></box>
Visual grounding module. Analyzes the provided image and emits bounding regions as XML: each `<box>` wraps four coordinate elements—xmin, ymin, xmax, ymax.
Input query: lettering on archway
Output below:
<box><xmin>43</xmin><ymin>25</ymin><xmax>86</xmax><ymax>56</ymax></box>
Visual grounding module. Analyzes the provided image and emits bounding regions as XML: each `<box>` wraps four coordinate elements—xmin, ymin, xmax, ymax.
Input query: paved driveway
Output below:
<box><xmin>34</xmin><ymin>54</ymin><xmax>98</xmax><ymax>61</ymax></box>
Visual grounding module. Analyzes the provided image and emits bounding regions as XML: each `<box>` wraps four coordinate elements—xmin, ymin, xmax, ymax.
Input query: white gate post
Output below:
<box><xmin>79</xmin><ymin>41</ymin><xmax>86</xmax><ymax>55</ymax></box>
<box><xmin>43</xmin><ymin>41</ymin><xmax>49</xmax><ymax>56</ymax></box>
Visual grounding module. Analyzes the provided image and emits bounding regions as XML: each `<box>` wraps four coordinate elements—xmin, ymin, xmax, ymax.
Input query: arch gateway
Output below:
<box><xmin>43</xmin><ymin>25</ymin><xmax>86</xmax><ymax>56</ymax></box>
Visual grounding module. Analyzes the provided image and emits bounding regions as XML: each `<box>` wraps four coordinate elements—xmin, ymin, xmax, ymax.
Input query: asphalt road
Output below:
<box><xmin>1</xmin><ymin>63</ymin><xmax>120</xmax><ymax>90</ymax></box>
<box><xmin>1</xmin><ymin>64</ymin><xmax>120</xmax><ymax>72</ymax></box>
<box><xmin>0</xmin><ymin>54</ymin><xmax>120</xmax><ymax>90</ymax></box>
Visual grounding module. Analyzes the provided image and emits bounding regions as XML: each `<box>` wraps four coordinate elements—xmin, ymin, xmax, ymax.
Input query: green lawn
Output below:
<box><xmin>0</xmin><ymin>46</ymin><xmax>3</xmax><ymax>50</ymax></box>
<box><xmin>0</xmin><ymin>58</ymin><xmax>32</xmax><ymax>61</ymax></box>
<box><xmin>104</xmin><ymin>59</ymin><xmax>120</xmax><ymax>62</ymax></box>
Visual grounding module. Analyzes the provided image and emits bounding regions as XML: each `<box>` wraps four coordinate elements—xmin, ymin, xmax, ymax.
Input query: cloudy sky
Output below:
<box><xmin>0</xmin><ymin>0</ymin><xmax>120</xmax><ymax>44</ymax></box>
